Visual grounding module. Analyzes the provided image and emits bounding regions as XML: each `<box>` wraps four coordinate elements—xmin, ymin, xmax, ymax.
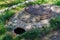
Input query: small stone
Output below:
<box><xmin>14</xmin><ymin>20</ymin><xmax>17</xmax><ymax>23</ymax></box>
<box><xmin>25</xmin><ymin>24</ymin><xmax>32</xmax><ymax>30</ymax></box>
<box><xmin>0</xmin><ymin>9</ymin><xmax>5</xmax><ymax>13</ymax></box>
<box><xmin>25</xmin><ymin>1</ymin><xmax>29</xmax><ymax>3</ymax></box>
<box><xmin>12</xmin><ymin>5</ymin><xmax>17</xmax><ymax>8</ymax></box>
<box><xmin>32</xmin><ymin>18</ymin><xmax>36</xmax><ymax>22</ymax></box>
<box><xmin>27</xmin><ymin>0</ymin><xmax>34</xmax><ymax>2</ymax></box>
<box><xmin>17</xmin><ymin>3</ymin><xmax>21</xmax><ymax>6</ymax></box>
<box><xmin>5</xmin><ymin>8</ymin><xmax>9</xmax><ymax>10</ymax></box>
<box><xmin>8</xmin><ymin>22</ymin><xmax>12</xmax><ymax>25</ymax></box>
<box><xmin>40</xmin><ymin>19</ymin><xmax>50</xmax><ymax>27</ymax></box>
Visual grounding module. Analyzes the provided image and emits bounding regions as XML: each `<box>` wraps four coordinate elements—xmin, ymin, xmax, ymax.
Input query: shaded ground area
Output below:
<box><xmin>41</xmin><ymin>29</ymin><xmax>60</xmax><ymax>40</ymax></box>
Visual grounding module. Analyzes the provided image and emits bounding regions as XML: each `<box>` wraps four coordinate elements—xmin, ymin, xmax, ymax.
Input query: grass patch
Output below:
<box><xmin>0</xmin><ymin>0</ymin><xmax>60</xmax><ymax>40</ymax></box>
<box><xmin>0</xmin><ymin>5</ymin><xmax>24</xmax><ymax>40</ymax></box>
<box><xmin>0</xmin><ymin>0</ymin><xmax>25</xmax><ymax>9</ymax></box>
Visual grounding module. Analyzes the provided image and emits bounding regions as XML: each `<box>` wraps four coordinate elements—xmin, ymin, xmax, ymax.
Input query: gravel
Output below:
<box><xmin>6</xmin><ymin>4</ymin><xmax>60</xmax><ymax>35</ymax></box>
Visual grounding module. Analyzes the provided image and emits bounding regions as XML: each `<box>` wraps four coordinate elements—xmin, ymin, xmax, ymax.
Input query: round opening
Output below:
<box><xmin>14</xmin><ymin>28</ymin><xmax>25</xmax><ymax>34</ymax></box>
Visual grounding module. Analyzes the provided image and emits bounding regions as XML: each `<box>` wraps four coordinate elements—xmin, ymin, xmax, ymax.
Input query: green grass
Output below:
<box><xmin>55</xmin><ymin>0</ymin><xmax>60</xmax><ymax>6</ymax></box>
<box><xmin>0</xmin><ymin>0</ymin><xmax>60</xmax><ymax>9</ymax></box>
<box><xmin>0</xmin><ymin>0</ymin><xmax>60</xmax><ymax>40</ymax></box>
<box><xmin>0</xmin><ymin>0</ymin><xmax>25</xmax><ymax>9</ymax></box>
<box><xmin>0</xmin><ymin>10</ymin><xmax>15</xmax><ymax>38</ymax></box>
<box><xmin>0</xmin><ymin>10</ymin><xmax>15</xmax><ymax>24</ymax></box>
<box><xmin>0</xmin><ymin>5</ymin><xmax>24</xmax><ymax>40</ymax></box>
<box><xmin>2</xmin><ymin>34</ymin><xmax>13</xmax><ymax>40</ymax></box>
<box><xmin>31</xmin><ymin>0</ymin><xmax>60</xmax><ymax>5</ymax></box>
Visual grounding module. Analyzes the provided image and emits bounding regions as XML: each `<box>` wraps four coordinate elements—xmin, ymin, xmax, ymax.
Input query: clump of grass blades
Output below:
<box><xmin>1</xmin><ymin>34</ymin><xmax>13</xmax><ymax>40</ymax></box>
<box><xmin>0</xmin><ymin>0</ymin><xmax>25</xmax><ymax>9</ymax></box>
<box><xmin>0</xmin><ymin>10</ymin><xmax>15</xmax><ymax>37</ymax></box>
<box><xmin>55</xmin><ymin>1</ymin><xmax>60</xmax><ymax>6</ymax></box>
<box><xmin>0</xmin><ymin>10</ymin><xmax>15</xmax><ymax>24</ymax></box>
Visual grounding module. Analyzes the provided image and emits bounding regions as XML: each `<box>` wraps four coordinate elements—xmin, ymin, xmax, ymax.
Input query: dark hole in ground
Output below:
<box><xmin>14</xmin><ymin>28</ymin><xmax>25</xmax><ymax>34</ymax></box>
